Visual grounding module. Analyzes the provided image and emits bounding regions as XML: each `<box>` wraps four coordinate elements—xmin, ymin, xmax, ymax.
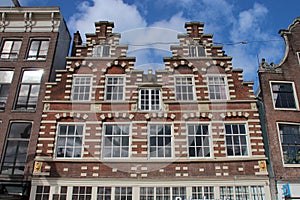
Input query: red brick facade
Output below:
<box><xmin>258</xmin><ymin>17</ymin><xmax>300</xmax><ymax>200</ymax></box>
<box><xmin>31</xmin><ymin>21</ymin><xmax>270</xmax><ymax>199</ymax></box>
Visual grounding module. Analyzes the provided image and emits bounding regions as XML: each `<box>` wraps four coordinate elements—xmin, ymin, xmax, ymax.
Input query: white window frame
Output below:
<box><xmin>174</xmin><ymin>76</ymin><xmax>195</xmax><ymax>101</ymax></box>
<box><xmin>186</xmin><ymin>123</ymin><xmax>212</xmax><ymax>158</ymax></box>
<box><xmin>105</xmin><ymin>75</ymin><xmax>125</xmax><ymax>101</ymax></box>
<box><xmin>0</xmin><ymin>39</ymin><xmax>22</xmax><ymax>60</ymax></box>
<box><xmin>207</xmin><ymin>75</ymin><xmax>229</xmax><ymax>100</ymax></box>
<box><xmin>270</xmin><ymin>81</ymin><xmax>299</xmax><ymax>110</ymax></box>
<box><xmin>102</xmin><ymin>123</ymin><xmax>131</xmax><ymax>159</ymax></box>
<box><xmin>277</xmin><ymin>122</ymin><xmax>300</xmax><ymax>166</ymax></box>
<box><xmin>14</xmin><ymin>69</ymin><xmax>43</xmax><ymax>111</ymax></box>
<box><xmin>27</xmin><ymin>38</ymin><xmax>50</xmax><ymax>60</ymax></box>
<box><xmin>148</xmin><ymin>123</ymin><xmax>173</xmax><ymax>158</ymax></box>
<box><xmin>139</xmin><ymin>88</ymin><xmax>161</xmax><ymax>111</ymax></box>
<box><xmin>224</xmin><ymin>123</ymin><xmax>249</xmax><ymax>157</ymax></box>
<box><xmin>55</xmin><ymin>123</ymin><xmax>85</xmax><ymax>159</ymax></box>
<box><xmin>92</xmin><ymin>45</ymin><xmax>110</xmax><ymax>57</ymax></box>
<box><xmin>71</xmin><ymin>75</ymin><xmax>92</xmax><ymax>101</ymax></box>
<box><xmin>297</xmin><ymin>52</ymin><xmax>300</xmax><ymax>65</ymax></box>
<box><xmin>189</xmin><ymin>45</ymin><xmax>206</xmax><ymax>57</ymax></box>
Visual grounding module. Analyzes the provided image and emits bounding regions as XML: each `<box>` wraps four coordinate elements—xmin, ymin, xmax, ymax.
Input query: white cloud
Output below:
<box><xmin>68</xmin><ymin>0</ymin><xmax>146</xmax><ymax>37</ymax></box>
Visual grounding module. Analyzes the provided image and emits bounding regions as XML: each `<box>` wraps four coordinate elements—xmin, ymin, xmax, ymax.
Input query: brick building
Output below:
<box><xmin>0</xmin><ymin>6</ymin><xmax>70</xmax><ymax>199</ymax></box>
<box><xmin>31</xmin><ymin>21</ymin><xmax>271</xmax><ymax>199</ymax></box>
<box><xmin>258</xmin><ymin>17</ymin><xmax>300</xmax><ymax>200</ymax></box>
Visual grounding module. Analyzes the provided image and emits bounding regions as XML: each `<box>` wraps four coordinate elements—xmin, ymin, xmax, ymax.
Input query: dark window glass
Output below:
<box><xmin>1</xmin><ymin>122</ymin><xmax>32</xmax><ymax>175</ymax></box>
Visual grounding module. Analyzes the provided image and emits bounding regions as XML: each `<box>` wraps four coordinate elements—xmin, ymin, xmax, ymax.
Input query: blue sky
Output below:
<box><xmin>1</xmin><ymin>0</ymin><xmax>299</xmax><ymax>89</ymax></box>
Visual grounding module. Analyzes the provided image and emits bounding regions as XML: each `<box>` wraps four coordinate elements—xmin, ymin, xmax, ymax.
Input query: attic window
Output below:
<box><xmin>93</xmin><ymin>45</ymin><xmax>110</xmax><ymax>57</ymax></box>
<box><xmin>189</xmin><ymin>45</ymin><xmax>206</xmax><ymax>57</ymax></box>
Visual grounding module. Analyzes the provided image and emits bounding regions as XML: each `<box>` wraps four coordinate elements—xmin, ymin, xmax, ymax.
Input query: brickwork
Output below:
<box><xmin>32</xmin><ymin>21</ymin><xmax>271</xmax><ymax>199</ymax></box>
<box><xmin>258</xmin><ymin>17</ymin><xmax>300</xmax><ymax>199</ymax></box>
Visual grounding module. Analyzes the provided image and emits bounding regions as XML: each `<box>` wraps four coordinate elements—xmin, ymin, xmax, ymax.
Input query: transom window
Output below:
<box><xmin>93</xmin><ymin>45</ymin><xmax>110</xmax><ymax>57</ymax></box>
<box><xmin>225</xmin><ymin>124</ymin><xmax>248</xmax><ymax>156</ymax></box>
<box><xmin>35</xmin><ymin>186</ymin><xmax>50</xmax><ymax>200</ymax></box>
<box><xmin>0</xmin><ymin>71</ymin><xmax>14</xmax><ymax>110</ymax></box>
<box><xmin>207</xmin><ymin>76</ymin><xmax>227</xmax><ymax>100</ymax></box>
<box><xmin>189</xmin><ymin>45</ymin><xmax>206</xmax><ymax>57</ymax></box>
<box><xmin>140</xmin><ymin>187</ymin><xmax>186</xmax><ymax>199</ymax></box>
<box><xmin>139</xmin><ymin>88</ymin><xmax>161</xmax><ymax>111</ymax></box>
<box><xmin>72</xmin><ymin>76</ymin><xmax>92</xmax><ymax>101</ymax></box>
<box><xmin>105</xmin><ymin>76</ymin><xmax>125</xmax><ymax>101</ymax></box>
<box><xmin>115</xmin><ymin>187</ymin><xmax>132</xmax><ymax>200</ymax></box>
<box><xmin>0</xmin><ymin>39</ymin><xmax>22</xmax><ymax>59</ymax></box>
<box><xmin>220</xmin><ymin>186</ymin><xmax>265</xmax><ymax>200</ymax></box>
<box><xmin>192</xmin><ymin>186</ymin><xmax>214</xmax><ymax>200</ymax></box>
<box><xmin>14</xmin><ymin>70</ymin><xmax>43</xmax><ymax>111</ymax></box>
<box><xmin>1</xmin><ymin>122</ymin><xmax>32</xmax><ymax>175</ymax></box>
<box><xmin>271</xmin><ymin>82</ymin><xmax>297</xmax><ymax>109</ymax></box>
<box><xmin>72</xmin><ymin>186</ymin><xmax>92</xmax><ymax>200</ymax></box>
<box><xmin>279</xmin><ymin>123</ymin><xmax>300</xmax><ymax>164</ymax></box>
<box><xmin>175</xmin><ymin>76</ymin><xmax>194</xmax><ymax>101</ymax></box>
<box><xmin>97</xmin><ymin>187</ymin><xmax>112</xmax><ymax>200</ymax></box>
<box><xmin>187</xmin><ymin>124</ymin><xmax>210</xmax><ymax>158</ymax></box>
<box><xmin>27</xmin><ymin>39</ymin><xmax>50</xmax><ymax>60</ymax></box>
<box><xmin>149</xmin><ymin>124</ymin><xmax>172</xmax><ymax>158</ymax></box>
<box><xmin>56</xmin><ymin>124</ymin><xmax>84</xmax><ymax>158</ymax></box>
<box><xmin>103</xmin><ymin>124</ymin><xmax>130</xmax><ymax>158</ymax></box>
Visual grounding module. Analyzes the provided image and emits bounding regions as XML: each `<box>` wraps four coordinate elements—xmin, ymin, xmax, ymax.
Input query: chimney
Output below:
<box><xmin>12</xmin><ymin>0</ymin><xmax>21</xmax><ymax>7</ymax></box>
<box><xmin>71</xmin><ymin>31</ymin><xmax>82</xmax><ymax>56</ymax></box>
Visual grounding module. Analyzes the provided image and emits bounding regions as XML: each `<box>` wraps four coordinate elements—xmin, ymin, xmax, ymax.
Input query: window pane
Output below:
<box><xmin>272</xmin><ymin>83</ymin><xmax>296</xmax><ymax>109</ymax></box>
<box><xmin>56</xmin><ymin>124</ymin><xmax>83</xmax><ymax>158</ymax></box>
<box><xmin>1</xmin><ymin>122</ymin><xmax>31</xmax><ymax>175</ymax></box>
<box><xmin>103</xmin><ymin>124</ymin><xmax>130</xmax><ymax>158</ymax></box>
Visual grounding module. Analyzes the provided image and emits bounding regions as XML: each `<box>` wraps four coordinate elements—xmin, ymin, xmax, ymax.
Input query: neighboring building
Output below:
<box><xmin>0</xmin><ymin>6</ymin><xmax>70</xmax><ymax>199</ymax></box>
<box><xmin>258</xmin><ymin>17</ymin><xmax>300</xmax><ymax>200</ymax></box>
<box><xmin>31</xmin><ymin>21</ymin><xmax>271</xmax><ymax>199</ymax></box>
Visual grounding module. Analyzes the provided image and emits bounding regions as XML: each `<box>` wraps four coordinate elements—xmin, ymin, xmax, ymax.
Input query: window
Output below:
<box><xmin>0</xmin><ymin>71</ymin><xmax>14</xmax><ymax>110</ymax></box>
<box><xmin>35</xmin><ymin>186</ymin><xmax>50</xmax><ymax>200</ymax></box>
<box><xmin>14</xmin><ymin>70</ymin><xmax>43</xmax><ymax>111</ymax></box>
<box><xmin>72</xmin><ymin>186</ymin><xmax>92</xmax><ymax>200</ymax></box>
<box><xmin>97</xmin><ymin>187</ymin><xmax>112</xmax><ymax>200</ymax></box>
<box><xmin>192</xmin><ymin>186</ymin><xmax>214</xmax><ymax>200</ymax></box>
<box><xmin>271</xmin><ymin>82</ymin><xmax>297</xmax><ymax>109</ymax></box>
<box><xmin>139</xmin><ymin>88</ymin><xmax>161</xmax><ymax>111</ymax></box>
<box><xmin>149</xmin><ymin>124</ymin><xmax>172</xmax><ymax>158</ymax></box>
<box><xmin>220</xmin><ymin>186</ymin><xmax>265</xmax><ymax>200</ymax></box>
<box><xmin>53</xmin><ymin>186</ymin><xmax>68</xmax><ymax>200</ymax></box>
<box><xmin>105</xmin><ymin>76</ymin><xmax>124</xmax><ymax>101</ymax></box>
<box><xmin>175</xmin><ymin>76</ymin><xmax>194</xmax><ymax>101</ymax></box>
<box><xmin>115</xmin><ymin>187</ymin><xmax>132</xmax><ymax>200</ymax></box>
<box><xmin>225</xmin><ymin>124</ymin><xmax>248</xmax><ymax>156</ymax></box>
<box><xmin>93</xmin><ymin>45</ymin><xmax>110</xmax><ymax>57</ymax></box>
<box><xmin>27</xmin><ymin>39</ymin><xmax>49</xmax><ymax>60</ymax></box>
<box><xmin>297</xmin><ymin>52</ymin><xmax>300</xmax><ymax>65</ymax></box>
<box><xmin>140</xmin><ymin>187</ymin><xmax>186</xmax><ymax>199</ymax></box>
<box><xmin>1</xmin><ymin>122</ymin><xmax>32</xmax><ymax>175</ymax></box>
<box><xmin>279</xmin><ymin>123</ymin><xmax>300</xmax><ymax>164</ymax></box>
<box><xmin>189</xmin><ymin>45</ymin><xmax>206</xmax><ymax>57</ymax></box>
<box><xmin>56</xmin><ymin>124</ymin><xmax>84</xmax><ymax>158</ymax></box>
<box><xmin>0</xmin><ymin>39</ymin><xmax>22</xmax><ymax>59</ymax></box>
<box><xmin>72</xmin><ymin>76</ymin><xmax>92</xmax><ymax>101</ymax></box>
<box><xmin>187</xmin><ymin>124</ymin><xmax>210</xmax><ymax>158</ymax></box>
<box><xmin>103</xmin><ymin>124</ymin><xmax>130</xmax><ymax>158</ymax></box>
<box><xmin>207</xmin><ymin>76</ymin><xmax>227</xmax><ymax>100</ymax></box>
